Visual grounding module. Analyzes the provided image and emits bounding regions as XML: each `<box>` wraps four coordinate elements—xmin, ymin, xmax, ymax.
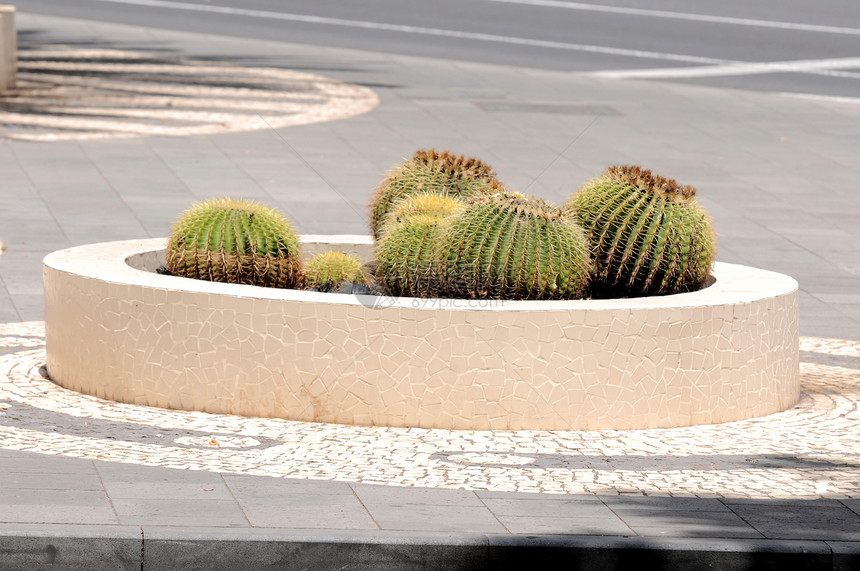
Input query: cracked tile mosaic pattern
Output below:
<box><xmin>0</xmin><ymin>45</ymin><xmax>379</xmax><ymax>141</ymax></box>
<box><xmin>0</xmin><ymin>321</ymin><xmax>858</xmax><ymax>499</ymax></box>
<box><xmin>44</xmin><ymin>239</ymin><xmax>799</xmax><ymax>430</ymax></box>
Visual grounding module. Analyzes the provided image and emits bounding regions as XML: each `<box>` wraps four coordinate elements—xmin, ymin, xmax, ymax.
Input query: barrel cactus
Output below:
<box><xmin>378</xmin><ymin>191</ymin><xmax>464</xmax><ymax>233</ymax></box>
<box><xmin>438</xmin><ymin>191</ymin><xmax>591</xmax><ymax>300</ymax></box>
<box><xmin>166</xmin><ymin>198</ymin><xmax>302</xmax><ymax>289</ymax></box>
<box><xmin>305</xmin><ymin>251</ymin><xmax>365</xmax><ymax>292</ymax></box>
<box><xmin>568</xmin><ymin>165</ymin><xmax>716</xmax><ymax>297</ymax></box>
<box><xmin>376</xmin><ymin>193</ymin><xmax>463</xmax><ymax>297</ymax></box>
<box><xmin>370</xmin><ymin>149</ymin><xmax>498</xmax><ymax>239</ymax></box>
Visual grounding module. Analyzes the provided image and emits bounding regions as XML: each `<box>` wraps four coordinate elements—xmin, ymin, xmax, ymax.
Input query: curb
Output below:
<box><xmin>0</xmin><ymin>525</ymin><xmax>141</xmax><ymax>570</ymax></box>
<box><xmin>1</xmin><ymin>526</ymin><xmax>859</xmax><ymax>570</ymax></box>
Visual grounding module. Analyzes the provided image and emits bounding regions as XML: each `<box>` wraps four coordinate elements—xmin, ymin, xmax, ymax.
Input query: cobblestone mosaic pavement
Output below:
<box><xmin>0</xmin><ymin>45</ymin><xmax>378</xmax><ymax>141</ymax></box>
<box><xmin>1</xmin><ymin>321</ymin><xmax>858</xmax><ymax>500</ymax></box>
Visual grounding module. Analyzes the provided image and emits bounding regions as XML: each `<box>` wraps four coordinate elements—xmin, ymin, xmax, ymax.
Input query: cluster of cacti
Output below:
<box><xmin>567</xmin><ymin>165</ymin><xmax>715</xmax><ymax>297</ymax></box>
<box><xmin>305</xmin><ymin>250</ymin><xmax>366</xmax><ymax>291</ymax></box>
<box><xmin>369</xmin><ymin>149</ymin><xmax>499</xmax><ymax>239</ymax></box>
<box><xmin>438</xmin><ymin>192</ymin><xmax>591</xmax><ymax>300</ymax></box>
<box><xmin>374</xmin><ymin>187</ymin><xmax>592</xmax><ymax>300</ymax></box>
<box><xmin>376</xmin><ymin>193</ymin><xmax>463</xmax><ymax>297</ymax></box>
<box><xmin>167</xmin><ymin>157</ymin><xmax>716</xmax><ymax>302</ymax></box>
<box><xmin>166</xmin><ymin>198</ymin><xmax>302</xmax><ymax>289</ymax></box>
<box><xmin>371</xmin><ymin>151</ymin><xmax>716</xmax><ymax>300</ymax></box>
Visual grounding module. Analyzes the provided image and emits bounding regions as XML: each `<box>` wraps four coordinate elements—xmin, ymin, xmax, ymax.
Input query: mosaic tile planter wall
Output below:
<box><xmin>43</xmin><ymin>237</ymin><xmax>799</xmax><ymax>430</ymax></box>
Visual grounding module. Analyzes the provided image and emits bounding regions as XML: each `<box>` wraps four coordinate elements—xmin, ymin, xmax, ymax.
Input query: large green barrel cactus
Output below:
<box><xmin>568</xmin><ymin>165</ymin><xmax>716</xmax><ymax>297</ymax></box>
<box><xmin>438</xmin><ymin>191</ymin><xmax>591</xmax><ymax>300</ymax></box>
<box><xmin>167</xmin><ymin>198</ymin><xmax>302</xmax><ymax>288</ymax></box>
<box><xmin>376</xmin><ymin>193</ymin><xmax>463</xmax><ymax>297</ymax></box>
<box><xmin>370</xmin><ymin>149</ymin><xmax>498</xmax><ymax>239</ymax></box>
<box><xmin>305</xmin><ymin>251</ymin><xmax>365</xmax><ymax>291</ymax></box>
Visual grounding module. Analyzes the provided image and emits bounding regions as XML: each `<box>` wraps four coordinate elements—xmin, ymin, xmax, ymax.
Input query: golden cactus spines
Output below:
<box><xmin>305</xmin><ymin>251</ymin><xmax>366</xmax><ymax>291</ymax></box>
<box><xmin>381</xmin><ymin>191</ymin><xmax>465</xmax><ymax>232</ymax></box>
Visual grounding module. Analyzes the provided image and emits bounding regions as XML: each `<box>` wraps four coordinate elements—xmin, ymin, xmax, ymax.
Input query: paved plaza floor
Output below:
<box><xmin>1</xmin><ymin>11</ymin><xmax>860</xmax><ymax>570</ymax></box>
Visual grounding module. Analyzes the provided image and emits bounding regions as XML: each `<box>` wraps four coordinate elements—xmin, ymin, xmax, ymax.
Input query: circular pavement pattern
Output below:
<box><xmin>1</xmin><ymin>321</ymin><xmax>859</xmax><ymax>499</ymax></box>
<box><xmin>0</xmin><ymin>46</ymin><xmax>379</xmax><ymax>141</ymax></box>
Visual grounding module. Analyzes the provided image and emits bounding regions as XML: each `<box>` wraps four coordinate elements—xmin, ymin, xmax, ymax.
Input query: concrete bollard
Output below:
<box><xmin>0</xmin><ymin>4</ymin><xmax>16</xmax><ymax>92</ymax></box>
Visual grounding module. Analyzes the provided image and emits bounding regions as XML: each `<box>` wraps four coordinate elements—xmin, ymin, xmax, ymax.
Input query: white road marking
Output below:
<box><xmin>88</xmin><ymin>0</ymin><xmax>728</xmax><ymax>65</ymax></box>
<box><xmin>593</xmin><ymin>56</ymin><xmax>860</xmax><ymax>80</ymax></box>
<box><xmin>85</xmin><ymin>0</ymin><xmax>860</xmax><ymax>87</ymax></box>
<box><xmin>779</xmin><ymin>92</ymin><xmax>860</xmax><ymax>105</ymax></box>
<box><xmin>483</xmin><ymin>0</ymin><xmax>860</xmax><ymax>36</ymax></box>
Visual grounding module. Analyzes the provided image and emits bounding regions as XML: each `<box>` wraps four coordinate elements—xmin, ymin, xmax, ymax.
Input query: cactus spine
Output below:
<box><xmin>568</xmin><ymin>165</ymin><xmax>715</xmax><ymax>297</ymax></box>
<box><xmin>438</xmin><ymin>191</ymin><xmax>591</xmax><ymax>300</ymax></box>
<box><xmin>166</xmin><ymin>198</ymin><xmax>302</xmax><ymax>288</ymax></box>
<box><xmin>370</xmin><ymin>149</ymin><xmax>498</xmax><ymax>239</ymax></box>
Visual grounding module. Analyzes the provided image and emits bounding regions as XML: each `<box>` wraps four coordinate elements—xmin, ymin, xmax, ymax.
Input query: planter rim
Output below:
<box><xmin>43</xmin><ymin>237</ymin><xmax>798</xmax><ymax>312</ymax></box>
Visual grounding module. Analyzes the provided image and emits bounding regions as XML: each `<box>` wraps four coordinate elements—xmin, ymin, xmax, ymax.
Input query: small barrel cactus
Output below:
<box><xmin>379</xmin><ymin>191</ymin><xmax>464</xmax><ymax>233</ymax></box>
<box><xmin>369</xmin><ymin>149</ymin><xmax>498</xmax><ymax>239</ymax></box>
<box><xmin>568</xmin><ymin>165</ymin><xmax>716</xmax><ymax>297</ymax></box>
<box><xmin>376</xmin><ymin>193</ymin><xmax>463</xmax><ymax>297</ymax></box>
<box><xmin>166</xmin><ymin>198</ymin><xmax>302</xmax><ymax>289</ymax></box>
<box><xmin>438</xmin><ymin>191</ymin><xmax>591</xmax><ymax>300</ymax></box>
<box><xmin>305</xmin><ymin>251</ymin><xmax>366</xmax><ymax>292</ymax></box>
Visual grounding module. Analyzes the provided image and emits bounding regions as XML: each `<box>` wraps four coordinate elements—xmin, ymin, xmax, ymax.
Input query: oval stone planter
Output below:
<box><xmin>43</xmin><ymin>237</ymin><xmax>799</xmax><ymax>431</ymax></box>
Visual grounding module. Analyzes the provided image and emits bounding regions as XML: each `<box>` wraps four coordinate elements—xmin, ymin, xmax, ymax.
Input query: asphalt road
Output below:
<box><xmin>12</xmin><ymin>0</ymin><xmax>860</xmax><ymax>98</ymax></box>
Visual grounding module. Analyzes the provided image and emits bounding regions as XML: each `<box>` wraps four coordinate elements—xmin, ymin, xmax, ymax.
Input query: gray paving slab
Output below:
<box><xmin>231</xmin><ymin>488</ymin><xmax>378</xmax><ymax>529</ymax></box>
<box><xmin>352</xmin><ymin>484</ymin><xmax>485</xmax><ymax>507</ymax></box>
<box><xmin>239</xmin><ymin>503</ymin><xmax>379</xmax><ymax>530</ymax></box>
<box><xmin>222</xmin><ymin>474</ymin><xmax>357</xmax><ymax>497</ymax></box>
<box><xmin>111</xmin><ymin>498</ymin><xmax>249</xmax><ymax>528</ymax></box>
<box><xmin>100</xmin><ymin>481</ymin><xmax>236</xmax><ymax>501</ymax></box>
<box><xmin>0</xmin><ymin>312</ymin><xmax>23</xmax><ymax>336</ymax></box>
<box><xmin>363</xmin><ymin>503</ymin><xmax>507</xmax><ymax>534</ymax></box>
<box><xmin>727</xmin><ymin>504</ymin><xmax>860</xmax><ymax>541</ymax></box>
<box><xmin>841</xmin><ymin>500</ymin><xmax>860</xmax><ymax>517</ymax></box>
<box><xmin>0</xmin><ymin>490</ymin><xmax>118</xmax><ymax>525</ymax></box>
<box><xmin>620</xmin><ymin>509</ymin><xmax>764</xmax><ymax>539</ymax></box>
<box><xmin>0</xmin><ymin>471</ymin><xmax>103</xmax><ymax>490</ymax></box>
<box><xmin>92</xmin><ymin>462</ymin><xmax>225</xmax><ymax>482</ymax></box>
<box><xmin>0</xmin><ymin>452</ymin><xmax>96</xmax><ymax>474</ymax></box>
<box><xmin>601</xmin><ymin>496</ymin><xmax>733</xmax><ymax>512</ymax></box>
<box><xmin>474</xmin><ymin>490</ymin><xmax>603</xmax><ymax>501</ymax></box>
<box><xmin>480</xmin><ymin>497</ymin><xmax>612</xmax><ymax>518</ymax></box>
<box><xmin>628</xmin><ymin>525</ymin><xmax>763</xmax><ymax>539</ymax></box>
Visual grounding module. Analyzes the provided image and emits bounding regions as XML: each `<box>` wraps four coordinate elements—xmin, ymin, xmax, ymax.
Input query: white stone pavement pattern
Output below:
<box><xmin>1</xmin><ymin>321</ymin><xmax>858</xmax><ymax>500</ymax></box>
<box><xmin>1</xmin><ymin>45</ymin><xmax>379</xmax><ymax>141</ymax></box>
